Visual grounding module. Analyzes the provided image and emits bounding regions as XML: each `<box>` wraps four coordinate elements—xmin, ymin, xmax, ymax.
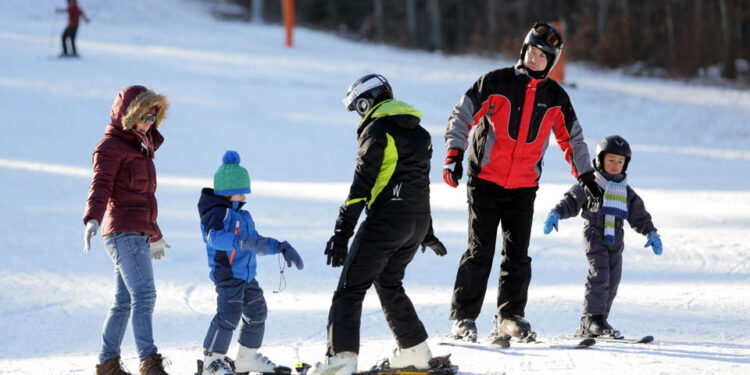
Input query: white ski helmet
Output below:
<box><xmin>342</xmin><ymin>74</ymin><xmax>393</xmax><ymax>117</ymax></box>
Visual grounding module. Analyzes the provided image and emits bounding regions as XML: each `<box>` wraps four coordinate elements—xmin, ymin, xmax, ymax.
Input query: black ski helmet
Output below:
<box><xmin>595</xmin><ymin>135</ymin><xmax>632</xmax><ymax>172</ymax></box>
<box><xmin>342</xmin><ymin>74</ymin><xmax>393</xmax><ymax>117</ymax></box>
<box><xmin>517</xmin><ymin>22</ymin><xmax>564</xmax><ymax>80</ymax></box>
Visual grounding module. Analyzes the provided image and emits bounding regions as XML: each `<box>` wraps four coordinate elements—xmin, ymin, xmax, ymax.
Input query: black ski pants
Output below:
<box><xmin>450</xmin><ymin>177</ymin><xmax>537</xmax><ymax>321</ymax></box>
<box><xmin>326</xmin><ymin>215</ymin><xmax>430</xmax><ymax>356</ymax></box>
<box><xmin>61</xmin><ymin>26</ymin><xmax>78</xmax><ymax>56</ymax></box>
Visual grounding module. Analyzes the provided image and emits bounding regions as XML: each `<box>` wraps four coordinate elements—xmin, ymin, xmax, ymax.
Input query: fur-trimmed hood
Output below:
<box><xmin>109</xmin><ymin>85</ymin><xmax>169</xmax><ymax>131</ymax></box>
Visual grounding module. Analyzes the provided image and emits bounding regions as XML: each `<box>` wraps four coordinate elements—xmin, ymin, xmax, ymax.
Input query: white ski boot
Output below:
<box><xmin>387</xmin><ymin>340</ymin><xmax>432</xmax><ymax>369</ymax></box>
<box><xmin>203</xmin><ymin>352</ymin><xmax>234</xmax><ymax>375</ymax></box>
<box><xmin>307</xmin><ymin>352</ymin><xmax>357</xmax><ymax>375</ymax></box>
<box><xmin>233</xmin><ymin>345</ymin><xmax>276</xmax><ymax>374</ymax></box>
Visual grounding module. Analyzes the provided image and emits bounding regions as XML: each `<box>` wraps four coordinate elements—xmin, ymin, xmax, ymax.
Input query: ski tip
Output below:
<box><xmin>640</xmin><ymin>336</ymin><xmax>655</xmax><ymax>344</ymax></box>
<box><xmin>578</xmin><ymin>338</ymin><xmax>596</xmax><ymax>348</ymax></box>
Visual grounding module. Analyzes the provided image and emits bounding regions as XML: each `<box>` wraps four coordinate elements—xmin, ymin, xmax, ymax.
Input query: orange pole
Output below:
<box><xmin>549</xmin><ymin>21</ymin><xmax>566</xmax><ymax>83</ymax></box>
<box><xmin>282</xmin><ymin>0</ymin><xmax>295</xmax><ymax>47</ymax></box>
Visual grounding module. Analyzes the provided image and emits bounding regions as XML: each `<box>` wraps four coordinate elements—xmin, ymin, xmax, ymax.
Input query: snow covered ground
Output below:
<box><xmin>1</xmin><ymin>0</ymin><xmax>749</xmax><ymax>374</ymax></box>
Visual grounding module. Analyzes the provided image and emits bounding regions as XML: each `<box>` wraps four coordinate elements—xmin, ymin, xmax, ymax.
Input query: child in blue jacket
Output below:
<box><xmin>198</xmin><ymin>150</ymin><xmax>303</xmax><ymax>375</ymax></box>
<box><xmin>543</xmin><ymin>136</ymin><xmax>662</xmax><ymax>339</ymax></box>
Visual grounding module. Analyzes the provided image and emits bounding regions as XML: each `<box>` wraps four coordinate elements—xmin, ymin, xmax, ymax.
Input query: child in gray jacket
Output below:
<box><xmin>543</xmin><ymin>135</ymin><xmax>662</xmax><ymax>338</ymax></box>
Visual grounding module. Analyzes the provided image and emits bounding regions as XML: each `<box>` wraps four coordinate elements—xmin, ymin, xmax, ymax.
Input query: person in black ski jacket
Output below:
<box><xmin>308</xmin><ymin>74</ymin><xmax>447</xmax><ymax>375</ymax></box>
<box><xmin>444</xmin><ymin>22</ymin><xmax>602</xmax><ymax>345</ymax></box>
<box><xmin>543</xmin><ymin>135</ymin><xmax>662</xmax><ymax>338</ymax></box>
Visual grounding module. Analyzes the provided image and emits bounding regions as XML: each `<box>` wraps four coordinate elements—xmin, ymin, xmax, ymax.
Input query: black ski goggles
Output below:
<box><xmin>532</xmin><ymin>23</ymin><xmax>562</xmax><ymax>47</ymax></box>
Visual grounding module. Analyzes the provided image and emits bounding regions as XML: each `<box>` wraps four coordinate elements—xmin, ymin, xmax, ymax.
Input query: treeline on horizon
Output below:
<box><xmin>213</xmin><ymin>0</ymin><xmax>750</xmax><ymax>81</ymax></box>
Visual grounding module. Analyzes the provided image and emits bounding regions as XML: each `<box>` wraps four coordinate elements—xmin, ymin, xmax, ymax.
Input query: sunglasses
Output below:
<box><xmin>139</xmin><ymin>113</ymin><xmax>157</xmax><ymax>124</ymax></box>
<box><xmin>532</xmin><ymin>24</ymin><xmax>561</xmax><ymax>47</ymax></box>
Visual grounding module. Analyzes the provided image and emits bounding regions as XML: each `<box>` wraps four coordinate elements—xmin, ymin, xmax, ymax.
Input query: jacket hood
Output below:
<box><xmin>110</xmin><ymin>85</ymin><xmax>169</xmax><ymax>131</ymax></box>
<box><xmin>198</xmin><ymin>188</ymin><xmax>245</xmax><ymax>216</ymax></box>
<box><xmin>358</xmin><ymin>99</ymin><xmax>422</xmax><ymax>134</ymax></box>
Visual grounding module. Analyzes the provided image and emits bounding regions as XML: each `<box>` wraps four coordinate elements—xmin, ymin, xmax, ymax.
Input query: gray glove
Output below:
<box><xmin>150</xmin><ymin>238</ymin><xmax>171</xmax><ymax>260</ymax></box>
<box><xmin>83</xmin><ymin>220</ymin><xmax>99</xmax><ymax>253</ymax></box>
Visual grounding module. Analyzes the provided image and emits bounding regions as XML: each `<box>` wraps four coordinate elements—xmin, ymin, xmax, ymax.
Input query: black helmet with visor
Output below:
<box><xmin>517</xmin><ymin>22</ymin><xmax>564</xmax><ymax>80</ymax></box>
<box><xmin>342</xmin><ymin>74</ymin><xmax>393</xmax><ymax>117</ymax></box>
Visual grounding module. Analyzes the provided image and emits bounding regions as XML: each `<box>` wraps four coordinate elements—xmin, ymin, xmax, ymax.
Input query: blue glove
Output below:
<box><xmin>543</xmin><ymin>210</ymin><xmax>559</xmax><ymax>234</ymax></box>
<box><xmin>278</xmin><ymin>241</ymin><xmax>304</xmax><ymax>269</ymax></box>
<box><xmin>644</xmin><ymin>231</ymin><xmax>662</xmax><ymax>255</ymax></box>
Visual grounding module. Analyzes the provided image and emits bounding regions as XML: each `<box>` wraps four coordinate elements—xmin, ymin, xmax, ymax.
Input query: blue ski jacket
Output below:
<box><xmin>198</xmin><ymin>188</ymin><xmax>279</xmax><ymax>282</ymax></box>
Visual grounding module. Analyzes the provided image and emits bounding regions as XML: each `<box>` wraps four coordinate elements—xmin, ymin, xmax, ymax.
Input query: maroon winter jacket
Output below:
<box><xmin>83</xmin><ymin>85</ymin><xmax>169</xmax><ymax>242</ymax></box>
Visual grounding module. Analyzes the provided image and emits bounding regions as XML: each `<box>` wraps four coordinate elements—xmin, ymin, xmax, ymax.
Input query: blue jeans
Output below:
<box><xmin>99</xmin><ymin>232</ymin><xmax>158</xmax><ymax>363</ymax></box>
<box><xmin>203</xmin><ymin>278</ymin><xmax>267</xmax><ymax>354</ymax></box>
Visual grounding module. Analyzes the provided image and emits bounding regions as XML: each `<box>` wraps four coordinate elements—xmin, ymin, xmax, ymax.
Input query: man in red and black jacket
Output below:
<box><xmin>57</xmin><ymin>0</ymin><xmax>89</xmax><ymax>57</ymax></box>
<box><xmin>444</xmin><ymin>23</ymin><xmax>604</xmax><ymax>344</ymax></box>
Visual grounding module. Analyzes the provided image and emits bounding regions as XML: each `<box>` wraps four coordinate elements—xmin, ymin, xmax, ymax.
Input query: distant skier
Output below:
<box><xmin>197</xmin><ymin>150</ymin><xmax>303</xmax><ymax>375</ymax></box>
<box><xmin>444</xmin><ymin>22</ymin><xmax>600</xmax><ymax>345</ymax></box>
<box><xmin>543</xmin><ymin>135</ymin><xmax>662</xmax><ymax>337</ymax></box>
<box><xmin>309</xmin><ymin>74</ymin><xmax>447</xmax><ymax>375</ymax></box>
<box><xmin>83</xmin><ymin>85</ymin><xmax>172</xmax><ymax>375</ymax></box>
<box><xmin>56</xmin><ymin>0</ymin><xmax>89</xmax><ymax>57</ymax></box>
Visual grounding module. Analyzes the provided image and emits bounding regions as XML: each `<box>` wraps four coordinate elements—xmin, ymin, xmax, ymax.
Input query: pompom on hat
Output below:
<box><xmin>213</xmin><ymin>150</ymin><xmax>251</xmax><ymax>195</ymax></box>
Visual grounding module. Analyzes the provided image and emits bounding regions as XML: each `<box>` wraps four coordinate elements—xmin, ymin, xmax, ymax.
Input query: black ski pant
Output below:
<box><xmin>450</xmin><ymin>177</ymin><xmax>537</xmax><ymax>321</ymax></box>
<box><xmin>61</xmin><ymin>26</ymin><xmax>78</xmax><ymax>56</ymax></box>
<box><xmin>326</xmin><ymin>215</ymin><xmax>430</xmax><ymax>356</ymax></box>
<box><xmin>583</xmin><ymin>232</ymin><xmax>624</xmax><ymax>317</ymax></box>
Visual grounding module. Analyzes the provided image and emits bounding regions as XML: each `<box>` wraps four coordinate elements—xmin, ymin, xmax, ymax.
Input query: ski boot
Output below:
<box><xmin>231</xmin><ymin>345</ymin><xmax>291</xmax><ymax>375</ymax></box>
<box><xmin>96</xmin><ymin>356</ymin><xmax>134</xmax><ymax>375</ymax></box>
<box><xmin>491</xmin><ymin>314</ymin><xmax>536</xmax><ymax>344</ymax></box>
<box><xmin>449</xmin><ymin>319</ymin><xmax>477</xmax><ymax>342</ymax></box>
<box><xmin>198</xmin><ymin>352</ymin><xmax>234</xmax><ymax>375</ymax></box>
<box><xmin>306</xmin><ymin>352</ymin><xmax>357</xmax><ymax>375</ymax></box>
<box><xmin>387</xmin><ymin>340</ymin><xmax>433</xmax><ymax>369</ymax></box>
<box><xmin>575</xmin><ymin>315</ymin><xmax>622</xmax><ymax>338</ymax></box>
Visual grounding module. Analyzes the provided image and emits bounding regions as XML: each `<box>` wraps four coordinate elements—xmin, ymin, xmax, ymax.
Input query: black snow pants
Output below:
<box><xmin>326</xmin><ymin>215</ymin><xmax>430</xmax><ymax>356</ymax></box>
<box><xmin>61</xmin><ymin>26</ymin><xmax>78</xmax><ymax>56</ymax></box>
<box><xmin>450</xmin><ymin>177</ymin><xmax>537</xmax><ymax>321</ymax></box>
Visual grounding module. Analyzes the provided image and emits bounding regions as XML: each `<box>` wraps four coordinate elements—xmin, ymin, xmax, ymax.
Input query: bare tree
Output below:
<box><xmin>373</xmin><ymin>0</ymin><xmax>384</xmax><ymax>43</ymax></box>
<box><xmin>428</xmin><ymin>0</ymin><xmax>443</xmax><ymax>51</ymax></box>
<box><xmin>251</xmin><ymin>0</ymin><xmax>264</xmax><ymax>24</ymax></box>
<box><xmin>406</xmin><ymin>0</ymin><xmax>417</xmax><ymax>47</ymax></box>
<box><xmin>719</xmin><ymin>0</ymin><xmax>737</xmax><ymax>78</ymax></box>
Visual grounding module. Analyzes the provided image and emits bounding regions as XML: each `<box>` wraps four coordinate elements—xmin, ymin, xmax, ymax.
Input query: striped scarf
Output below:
<box><xmin>596</xmin><ymin>171</ymin><xmax>628</xmax><ymax>244</ymax></box>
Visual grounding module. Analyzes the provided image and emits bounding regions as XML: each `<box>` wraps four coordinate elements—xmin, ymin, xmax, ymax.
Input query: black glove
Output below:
<box><xmin>443</xmin><ymin>148</ymin><xmax>464</xmax><ymax>188</ymax></box>
<box><xmin>325</xmin><ymin>234</ymin><xmax>349</xmax><ymax>267</ymax></box>
<box><xmin>421</xmin><ymin>233</ymin><xmax>447</xmax><ymax>256</ymax></box>
<box><xmin>578</xmin><ymin>171</ymin><xmax>604</xmax><ymax>212</ymax></box>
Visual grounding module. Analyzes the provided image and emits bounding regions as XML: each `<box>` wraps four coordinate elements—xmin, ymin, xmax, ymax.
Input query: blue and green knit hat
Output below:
<box><xmin>214</xmin><ymin>150</ymin><xmax>251</xmax><ymax>195</ymax></box>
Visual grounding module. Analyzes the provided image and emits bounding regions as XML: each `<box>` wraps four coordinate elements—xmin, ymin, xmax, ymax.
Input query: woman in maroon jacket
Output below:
<box><xmin>83</xmin><ymin>85</ymin><xmax>171</xmax><ymax>375</ymax></box>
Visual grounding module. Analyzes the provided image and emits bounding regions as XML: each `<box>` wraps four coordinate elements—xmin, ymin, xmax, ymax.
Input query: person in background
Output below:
<box><xmin>57</xmin><ymin>0</ymin><xmax>89</xmax><ymax>57</ymax></box>
<box><xmin>443</xmin><ymin>22</ymin><xmax>602</xmax><ymax>346</ymax></box>
<box><xmin>83</xmin><ymin>85</ymin><xmax>171</xmax><ymax>375</ymax></box>
<box><xmin>543</xmin><ymin>135</ymin><xmax>662</xmax><ymax>338</ymax></box>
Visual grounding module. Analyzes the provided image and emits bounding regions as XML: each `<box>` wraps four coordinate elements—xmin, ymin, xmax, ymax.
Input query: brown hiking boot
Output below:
<box><xmin>96</xmin><ymin>356</ymin><xmax>134</xmax><ymax>375</ymax></box>
<box><xmin>139</xmin><ymin>353</ymin><xmax>170</xmax><ymax>375</ymax></box>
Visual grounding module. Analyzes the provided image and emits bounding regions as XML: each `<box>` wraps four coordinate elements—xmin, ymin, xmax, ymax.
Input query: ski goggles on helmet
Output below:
<box><xmin>531</xmin><ymin>23</ymin><xmax>562</xmax><ymax>48</ymax></box>
<box><xmin>342</xmin><ymin>75</ymin><xmax>389</xmax><ymax>112</ymax></box>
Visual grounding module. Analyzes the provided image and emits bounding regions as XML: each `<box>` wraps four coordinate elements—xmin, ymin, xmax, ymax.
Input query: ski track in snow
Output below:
<box><xmin>1</xmin><ymin>0</ymin><xmax>749</xmax><ymax>373</ymax></box>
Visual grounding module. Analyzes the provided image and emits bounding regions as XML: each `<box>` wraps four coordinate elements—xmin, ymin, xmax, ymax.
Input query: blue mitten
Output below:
<box><xmin>543</xmin><ymin>210</ymin><xmax>559</xmax><ymax>235</ymax></box>
<box><xmin>279</xmin><ymin>241</ymin><xmax>304</xmax><ymax>270</ymax></box>
<box><xmin>644</xmin><ymin>231</ymin><xmax>662</xmax><ymax>255</ymax></box>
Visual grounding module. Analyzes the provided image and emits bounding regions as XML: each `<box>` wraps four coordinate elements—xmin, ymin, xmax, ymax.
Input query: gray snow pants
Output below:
<box><xmin>583</xmin><ymin>228</ymin><xmax>624</xmax><ymax>317</ymax></box>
